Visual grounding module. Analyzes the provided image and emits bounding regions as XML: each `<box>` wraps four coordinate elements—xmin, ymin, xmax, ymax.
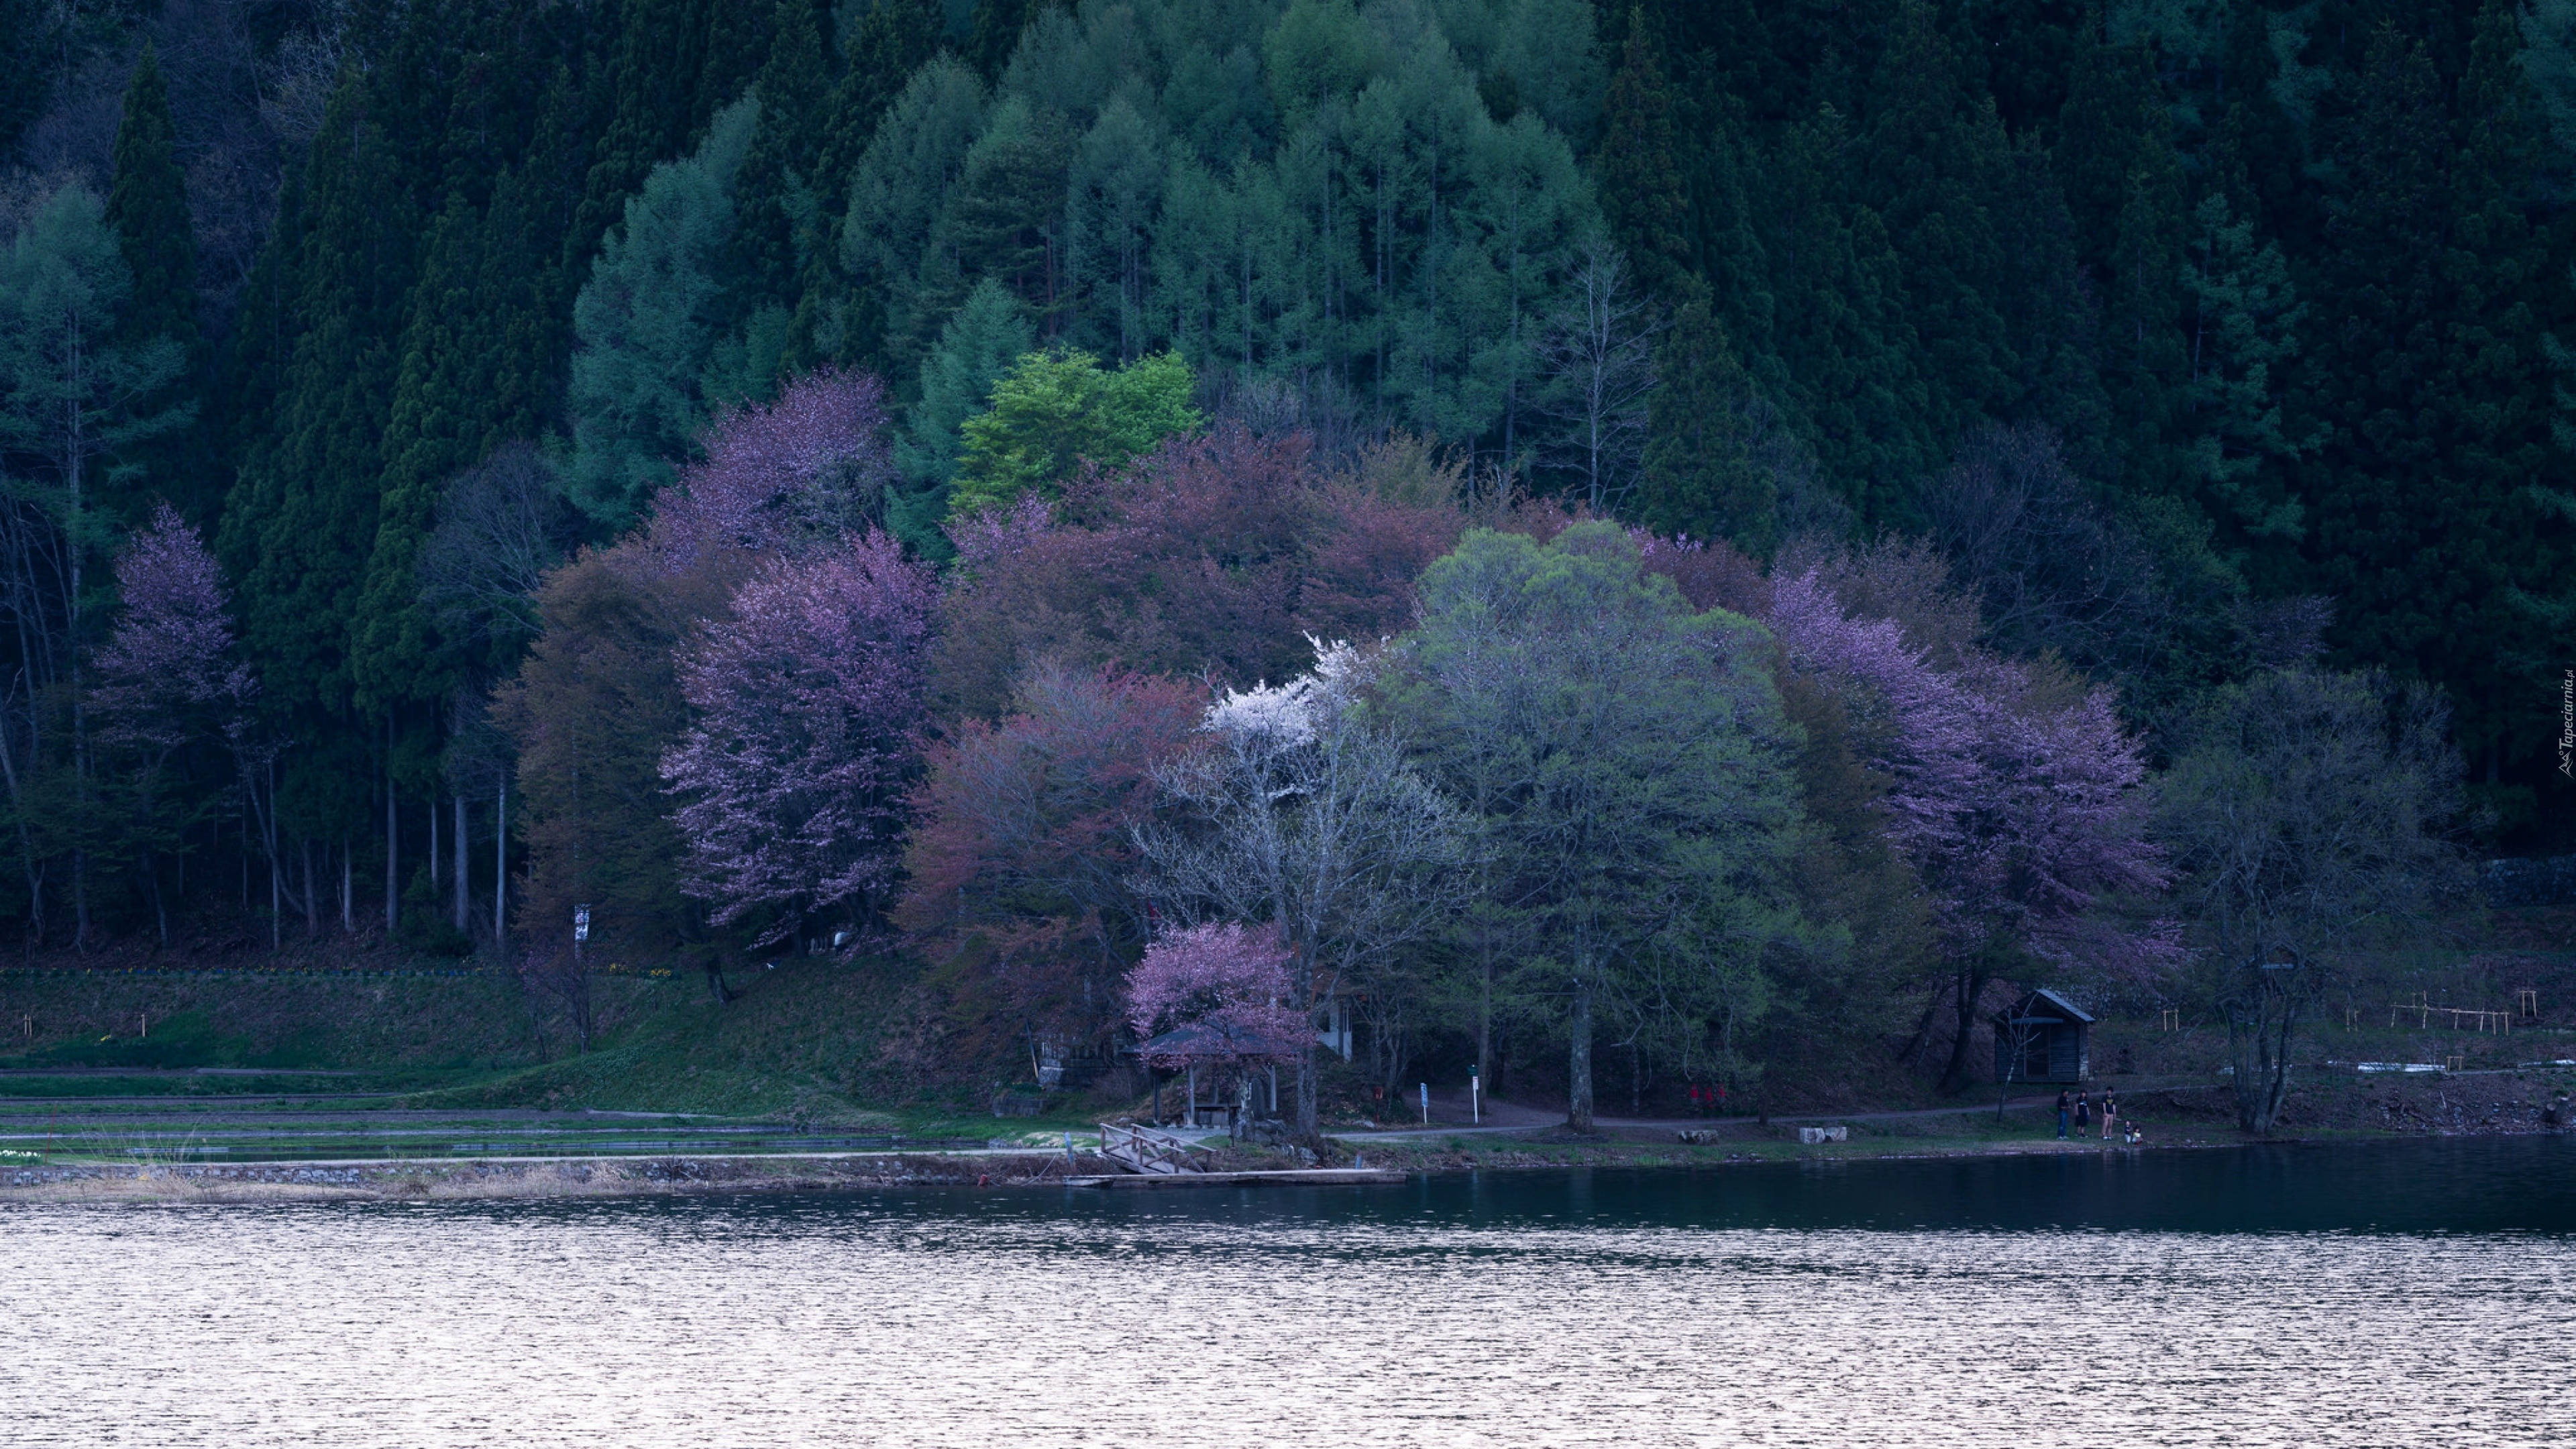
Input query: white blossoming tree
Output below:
<box><xmin>1134</xmin><ymin>637</ymin><xmax>1466</xmax><ymax>1144</ymax></box>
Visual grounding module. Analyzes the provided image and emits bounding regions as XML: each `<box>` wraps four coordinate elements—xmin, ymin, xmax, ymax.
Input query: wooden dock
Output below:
<box><xmin>1066</xmin><ymin>1167</ymin><xmax>1406</xmax><ymax>1189</ymax></box>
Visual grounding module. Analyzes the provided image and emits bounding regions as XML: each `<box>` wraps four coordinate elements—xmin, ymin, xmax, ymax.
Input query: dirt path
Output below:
<box><xmin>1328</xmin><ymin>1085</ymin><xmax>2235</xmax><ymax>1141</ymax></box>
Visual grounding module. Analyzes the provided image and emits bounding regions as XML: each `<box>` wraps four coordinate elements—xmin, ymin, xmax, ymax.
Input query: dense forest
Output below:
<box><xmin>0</xmin><ymin>0</ymin><xmax>2567</xmax><ymax>1123</ymax></box>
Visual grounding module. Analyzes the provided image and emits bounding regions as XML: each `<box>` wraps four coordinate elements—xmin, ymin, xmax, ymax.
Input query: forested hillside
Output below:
<box><xmin>0</xmin><ymin>0</ymin><xmax>2567</xmax><ymax>1117</ymax></box>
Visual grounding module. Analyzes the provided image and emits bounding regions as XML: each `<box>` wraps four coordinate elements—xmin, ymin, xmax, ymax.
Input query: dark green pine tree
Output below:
<box><xmin>211</xmin><ymin>166</ymin><xmax>307</xmax><ymax>494</ymax></box>
<box><xmin>1678</xmin><ymin>108</ymin><xmax>1771</xmax><ymax>364</ymax></box>
<box><xmin>499</xmin><ymin>64</ymin><xmax>597</xmax><ymax>425</ymax></box>
<box><xmin>799</xmin><ymin>0</ymin><xmax>947</xmax><ymax>370</ymax></box>
<box><xmin>1853</xmin><ymin>0</ymin><xmax>2019</xmax><ymax>444</ymax></box>
<box><xmin>732</xmin><ymin>0</ymin><xmax>830</xmax><ymax>327</ymax></box>
<box><xmin>2438</xmin><ymin>0</ymin><xmax>2567</xmax><ymax>783</ymax></box>
<box><xmin>2300</xmin><ymin>17</ymin><xmax>2554</xmax><ymax>782</ymax></box>
<box><xmin>0</xmin><ymin>0</ymin><xmax>56</xmax><ymax>154</ymax></box>
<box><xmin>966</xmin><ymin>0</ymin><xmax>1045</xmax><ymax>80</ymax></box>
<box><xmin>356</xmin><ymin>48</ymin><xmax>596</xmax><ymax>717</ymax></box>
<box><xmin>1635</xmin><ymin>286</ymin><xmax>1777</xmax><ymax>558</ymax></box>
<box><xmin>908</xmin><ymin>100</ymin><xmax>1069</xmax><ymax>364</ymax></box>
<box><xmin>1756</xmin><ymin>104</ymin><xmax>1930</xmax><ymax>523</ymax></box>
<box><xmin>574</xmin><ymin>0</ymin><xmax>716</xmax><ymax>272</ymax></box>
<box><xmin>1597</xmin><ymin>9</ymin><xmax>1690</xmax><ymax>299</ymax></box>
<box><xmin>216</xmin><ymin>70</ymin><xmax>423</xmax><ymax>724</ymax></box>
<box><xmin>2218</xmin><ymin>0</ymin><xmax>2312</xmax><ymax>250</ymax></box>
<box><xmin>2054</xmin><ymin>32</ymin><xmax>2157</xmax><ymax>276</ymax></box>
<box><xmin>817</xmin><ymin>0</ymin><xmax>944</xmax><ymax>218</ymax></box>
<box><xmin>699</xmin><ymin>0</ymin><xmax>775</xmax><ymax>119</ymax></box>
<box><xmin>2052</xmin><ymin>30</ymin><xmax>2186</xmax><ymax>494</ymax></box>
<box><xmin>103</xmin><ymin>44</ymin><xmax>208</xmax><ymax>525</ymax></box>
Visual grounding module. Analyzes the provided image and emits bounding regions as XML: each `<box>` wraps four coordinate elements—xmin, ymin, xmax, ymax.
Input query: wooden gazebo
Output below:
<box><xmin>1992</xmin><ymin>988</ymin><xmax>2093</xmax><ymax>1085</ymax></box>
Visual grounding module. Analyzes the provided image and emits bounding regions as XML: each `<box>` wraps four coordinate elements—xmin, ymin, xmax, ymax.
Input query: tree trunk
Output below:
<box><xmin>492</xmin><ymin>779</ymin><xmax>506</xmax><ymax>945</ymax></box>
<box><xmin>453</xmin><ymin>794</ymin><xmax>468</xmax><ymax>932</ymax></box>
<box><xmin>145</xmin><ymin>849</ymin><xmax>167</xmax><ymax>949</ymax></box>
<box><xmin>1937</xmin><ymin>963</ymin><xmax>1991</xmax><ymax>1095</ymax></box>
<box><xmin>383</xmin><ymin>719</ymin><xmax>397</xmax><ymax>936</ymax></box>
<box><xmin>1295</xmin><ymin>1041</ymin><xmax>1319</xmax><ymax>1144</ymax></box>
<box><xmin>1566</xmin><ymin>974</ymin><xmax>1594</xmax><ymax>1133</ymax></box>
<box><xmin>1477</xmin><ymin>947</ymin><xmax>1492</xmax><ymax>1095</ymax></box>
<box><xmin>67</xmin><ymin>386</ymin><xmax>87</xmax><ymax>957</ymax></box>
<box><xmin>2229</xmin><ymin>969</ymin><xmax>2303</xmax><ymax>1134</ymax></box>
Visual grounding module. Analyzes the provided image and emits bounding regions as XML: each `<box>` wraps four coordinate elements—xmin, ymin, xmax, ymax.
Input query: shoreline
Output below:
<box><xmin>5</xmin><ymin>1122</ymin><xmax>2561</xmax><ymax>1204</ymax></box>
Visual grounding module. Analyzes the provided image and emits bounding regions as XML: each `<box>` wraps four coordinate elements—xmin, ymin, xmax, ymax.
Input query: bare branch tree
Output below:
<box><xmin>2158</xmin><ymin>668</ymin><xmax>2471</xmax><ymax>1132</ymax></box>
<box><xmin>1534</xmin><ymin>242</ymin><xmax>1659</xmax><ymax>513</ymax></box>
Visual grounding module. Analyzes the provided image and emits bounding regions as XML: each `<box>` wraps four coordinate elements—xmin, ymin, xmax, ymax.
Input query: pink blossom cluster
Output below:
<box><xmin>94</xmin><ymin>504</ymin><xmax>254</xmax><ymax>752</ymax></box>
<box><xmin>1123</xmin><ymin>922</ymin><xmax>1308</xmax><ymax>1067</ymax></box>
<box><xmin>1765</xmin><ymin>568</ymin><xmax>2171</xmax><ymax>977</ymax></box>
<box><xmin>661</xmin><ymin>530</ymin><xmax>937</xmax><ymax>945</ymax></box>
<box><xmin>641</xmin><ymin>369</ymin><xmax>895</xmax><ymax>574</ymax></box>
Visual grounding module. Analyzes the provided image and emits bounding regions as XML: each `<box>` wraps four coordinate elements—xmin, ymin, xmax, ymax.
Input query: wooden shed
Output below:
<box><xmin>1992</xmin><ymin>989</ymin><xmax>2093</xmax><ymax>1085</ymax></box>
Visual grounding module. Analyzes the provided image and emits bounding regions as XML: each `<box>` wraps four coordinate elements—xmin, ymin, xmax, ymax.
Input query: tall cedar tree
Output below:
<box><xmin>731</xmin><ymin>0</ymin><xmax>830</xmax><ymax>337</ymax></box>
<box><xmin>103</xmin><ymin>44</ymin><xmax>204</xmax><ymax>526</ymax></box>
<box><xmin>2301</xmin><ymin>18</ymin><xmax>2557</xmax><ymax>777</ymax></box>
<box><xmin>1635</xmin><ymin>286</ymin><xmax>1775</xmax><ymax>557</ymax></box>
<box><xmin>217</xmin><ymin>71</ymin><xmax>423</xmax><ymax>727</ymax></box>
<box><xmin>574</xmin><ymin>0</ymin><xmax>717</xmax><ymax>270</ymax></box>
<box><xmin>1597</xmin><ymin>11</ymin><xmax>1689</xmax><ymax>299</ymax></box>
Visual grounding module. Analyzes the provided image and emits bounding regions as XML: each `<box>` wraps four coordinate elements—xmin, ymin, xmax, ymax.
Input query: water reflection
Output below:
<box><xmin>4</xmin><ymin>1138</ymin><xmax>2571</xmax><ymax>1448</ymax></box>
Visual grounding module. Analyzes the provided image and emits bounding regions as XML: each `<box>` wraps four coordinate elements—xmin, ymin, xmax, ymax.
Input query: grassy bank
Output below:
<box><xmin>4</xmin><ymin>905</ymin><xmax>2568</xmax><ymax>1190</ymax></box>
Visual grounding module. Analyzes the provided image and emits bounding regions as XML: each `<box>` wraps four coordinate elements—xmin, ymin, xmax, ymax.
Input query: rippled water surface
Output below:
<box><xmin>6</xmin><ymin>1138</ymin><xmax>2573</xmax><ymax>1447</ymax></box>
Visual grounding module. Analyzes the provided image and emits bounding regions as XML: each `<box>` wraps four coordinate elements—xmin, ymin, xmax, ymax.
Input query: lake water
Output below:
<box><xmin>5</xmin><ymin>1138</ymin><xmax>2572</xmax><ymax>1447</ymax></box>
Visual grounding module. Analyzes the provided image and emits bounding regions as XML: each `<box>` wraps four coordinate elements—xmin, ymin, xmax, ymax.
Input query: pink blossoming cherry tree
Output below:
<box><xmin>661</xmin><ymin>530</ymin><xmax>936</xmax><ymax>949</ymax></box>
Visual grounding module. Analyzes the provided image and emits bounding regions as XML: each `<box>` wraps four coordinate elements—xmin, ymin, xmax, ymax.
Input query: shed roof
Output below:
<box><xmin>2002</xmin><ymin>987</ymin><xmax>2094</xmax><ymax>1024</ymax></box>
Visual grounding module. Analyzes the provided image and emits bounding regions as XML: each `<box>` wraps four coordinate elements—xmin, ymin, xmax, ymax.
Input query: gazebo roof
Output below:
<box><xmin>1136</xmin><ymin>1021</ymin><xmax>1302</xmax><ymax>1061</ymax></box>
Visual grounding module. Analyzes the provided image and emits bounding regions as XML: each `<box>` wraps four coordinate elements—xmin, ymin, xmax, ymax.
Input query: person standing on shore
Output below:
<box><xmin>2055</xmin><ymin>1089</ymin><xmax>2072</xmax><ymax>1139</ymax></box>
<box><xmin>2100</xmin><ymin>1089</ymin><xmax>2118</xmax><ymax>1142</ymax></box>
<box><xmin>2074</xmin><ymin>1089</ymin><xmax>2092</xmax><ymax>1136</ymax></box>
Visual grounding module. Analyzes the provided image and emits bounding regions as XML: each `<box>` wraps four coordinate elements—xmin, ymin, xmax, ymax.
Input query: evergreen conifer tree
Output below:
<box><xmin>2299</xmin><ymin>19</ymin><xmax>2555</xmax><ymax>779</ymax></box>
<box><xmin>564</xmin><ymin>97</ymin><xmax>760</xmax><ymax>529</ymax></box>
<box><xmin>217</xmin><ymin>70</ymin><xmax>423</xmax><ymax>724</ymax></box>
<box><xmin>103</xmin><ymin>44</ymin><xmax>205</xmax><ymax>524</ymax></box>
<box><xmin>1635</xmin><ymin>288</ymin><xmax>1776</xmax><ymax>558</ymax></box>
<box><xmin>2180</xmin><ymin>191</ymin><xmax>2310</xmax><ymax>585</ymax></box>
<box><xmin>1597</xmin><ymin>10</ymin><xmax>1688</xmax><ymax>299</ymax></box>
<box><xmin>967</xmin><ymin>0</ymin><xmax>1046</xmax><ymax>78</ymax></box>
<box><xmin>699</xmin><ymin>0</ymin><xmax>777</xmax><ymax>117</ymax></box>
<box><xmin>0</xmin><ymin>0</ymin><xmax>54</xmax><ymax>155</ymax></box>
<box><xmin>900</xmin><ymin>278</ymin><xmax>1034</xmax><ymax>487</ymax></box>
<box><xmin>1856</xmin><ymin>0</ymin><xmax>2018</xmax><ymax>443</ymax></box>
<box><xmin>575</xmin><ymin>0</ymin><xmax>716</xmax><ymax>269</ymax></box>
<box><xmin>731</xmin><ymin>0</ymin><xmax>830</xmax><ymax>354</ymax></box>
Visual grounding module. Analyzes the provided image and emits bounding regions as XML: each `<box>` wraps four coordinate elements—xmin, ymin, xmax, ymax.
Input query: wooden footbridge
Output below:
<box><xmin>1095</xmin><ymin>1122</ymin><xmax>1211</xmax><ymax>1176</ymax></box>
<box><xmin>1067</xmin><ymin>1122</ymin><xmax>1404</xmax><ymax>1189</ymax></box>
